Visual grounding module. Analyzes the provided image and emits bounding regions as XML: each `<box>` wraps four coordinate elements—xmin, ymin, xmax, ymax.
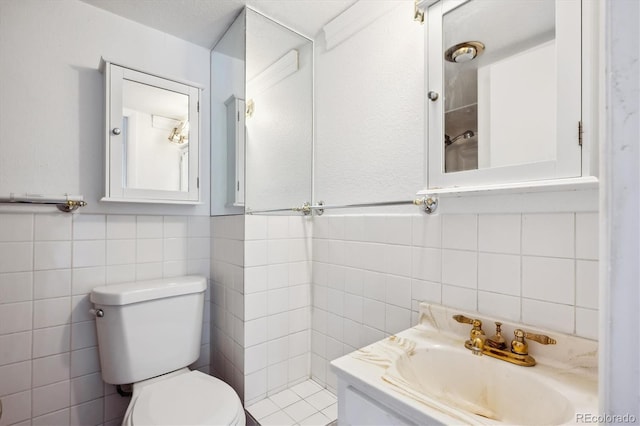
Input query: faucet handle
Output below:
<box><xmin>511</xmin><ymin>329</ymin><xmax>557</xmax><ymax>355</ymax></box>
<box><xmin>452</xmin><ymin>315</ymin><xmax>484</xmax><ymax>337</ymax></box>
<box><xmin>523</xmin><ymin>331</ymin><xmax>556</xmax><ymax>346</ymax></box>
<box><xmin>452</xmin><ymin>314</ymin><xmax>474</xmax><ymax>324</ymax></box>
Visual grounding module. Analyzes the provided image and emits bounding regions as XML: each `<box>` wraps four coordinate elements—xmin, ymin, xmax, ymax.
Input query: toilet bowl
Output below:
<box><xmin>90</xmin><ymin>276</ymin><xmax>245</xmax><ymax>426</ymax></box>
<box><xmin>122</xmin><ymin>369</ymin><xmax>245</xmax><ymax>426</ymax></box>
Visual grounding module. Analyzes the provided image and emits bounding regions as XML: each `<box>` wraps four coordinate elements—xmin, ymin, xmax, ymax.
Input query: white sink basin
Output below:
<box><xmin>332</xmin><ymin>303</ymin><xmax>598</xmax><ymax>426</ymax></box>
<box><xmin>389</xmin><ymin>346</ymin><xmax>574</xmax><ymax>425</ymax></box>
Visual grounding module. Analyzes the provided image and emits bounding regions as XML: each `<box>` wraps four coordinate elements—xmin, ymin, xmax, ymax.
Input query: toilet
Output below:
<box><xmin>90</xmin><ymin>275</ymin><xmax>245</xmax><ymax>426</ymax></box>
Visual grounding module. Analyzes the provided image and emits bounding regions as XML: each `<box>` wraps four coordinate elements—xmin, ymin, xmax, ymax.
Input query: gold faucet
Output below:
<box><xmin>453</xmin><ymin>315</ymin><xmax>556</xmax><ymax>367</ymax></box>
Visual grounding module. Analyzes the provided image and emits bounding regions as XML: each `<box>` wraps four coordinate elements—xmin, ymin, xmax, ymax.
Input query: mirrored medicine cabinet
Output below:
<box><xmin>101</xmin><ymin>59</ymin><xmax>202</xmax><ymax>204</ymax></box>
<box><xmin>425</xmin><ymin>0</ymin><xmax>594</xmax><ymax>192</ymax></box>
<box><xmin>211</xmin><ymin>8</ymin><xmax>313</xmax><ymax>215</ymax></box>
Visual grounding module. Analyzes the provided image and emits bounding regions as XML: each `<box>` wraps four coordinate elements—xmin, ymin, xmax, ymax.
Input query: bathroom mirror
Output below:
<box><xmin>243</xmin><ymin>8</ymin><xmax>313</xmax><ymax>214</ymax></box>
<box><xmin>211</xmin><ymin>10</ymin><xmax>246</xmax><ymax>215</ymax></box>
<box><xmin>210</xmin><ymin>9</ymin><xmax>312</xmax><ymax>215</ymax></box>
<box><xmin>102</xmin><ymin>60</ymin><xmax>201</xmax><ymax>203</ymax></box>
<box><xmin>427</xmin><ymin>0</ymin><xmax>583</xmax><ymax>189</ymax></box>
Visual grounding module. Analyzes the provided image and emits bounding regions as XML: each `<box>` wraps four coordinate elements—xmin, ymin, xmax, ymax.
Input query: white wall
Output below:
<box><xmin>0</xmin><ymin>0</ymin><xmax>211</xmax><ymax>216</ymax></box>
<box><xmin>314</xmin><ymin>1</ymin><xmax>425</xmax><ymax>207</ymax></box>
<box><xmin>0</xmin><ymin>2</ymin><xmax>214</xmax><ymax>425</ymax></box>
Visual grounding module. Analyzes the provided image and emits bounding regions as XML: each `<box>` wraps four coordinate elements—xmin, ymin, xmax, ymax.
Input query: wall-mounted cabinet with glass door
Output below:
<box><xmin>425</xmin><ymin>0</ymin><xmax>595</xmax><ymax>191</ymax></box>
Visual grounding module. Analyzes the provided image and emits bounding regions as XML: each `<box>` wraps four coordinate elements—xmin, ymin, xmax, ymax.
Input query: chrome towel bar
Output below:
<box><xmin>0</xmin><ymin>193</ymin><xmax>87</xmax><ymax>212</ymax></box>
<box><xmin>246</xmin><ymin>196</ymin><xmax>438</xmax><ymax>215</ymax></box>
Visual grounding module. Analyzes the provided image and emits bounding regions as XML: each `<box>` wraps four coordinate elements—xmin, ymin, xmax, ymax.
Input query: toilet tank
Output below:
<box><xmin>90</xmin><ymin>276</ymin><xmax>207</xmax><ymax>385</ymax></box>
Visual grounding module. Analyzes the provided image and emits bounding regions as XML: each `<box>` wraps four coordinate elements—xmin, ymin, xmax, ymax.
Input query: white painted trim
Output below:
<box><xmin>99</xmin><ymin>57</ymin><xmax>205</xmax><ymax>90</ymax></box>
<box><xmin>600</xmin><ymin>0</ymin><xmax>640</xmax><ymax>418</ymax></box>
<box><xmin>416</xmin><ymin>177</ymin><xmax>598</xmax><ymax>214</ymax></box>
<box><xmin>100</xmin><ymin>197</ymin><xmax>202</xmax><ymax>205</ymax></box>
<box><xmin>418</xmin><ymin>176</ymin><xmax>598</xmax><ymax>196</ymax></box>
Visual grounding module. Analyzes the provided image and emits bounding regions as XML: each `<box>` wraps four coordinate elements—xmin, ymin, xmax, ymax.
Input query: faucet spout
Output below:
<box><xmin>470</xmin><ymin>335</ymin><xmax>485</xmax><ymax>356</ymax></box>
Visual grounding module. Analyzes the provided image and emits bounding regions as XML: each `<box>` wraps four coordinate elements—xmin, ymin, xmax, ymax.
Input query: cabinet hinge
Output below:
<box><xmin>578</xmin><ymin>121</ymin><xmax>583</xmax><ymax>146</ymax></box>
<box><xmin>237</xmin><ymin>111</ymin><xmax>240</xmax><ymax>122</ymax></box>
<box><xmin>197</xmin><ymin>101</ymin><xmax>200</xmax><ymax>113</ymax></box>
<box><xmin>237</xmin><ymin>181</ymin><xmax>240</xmax><ymax>191</ymax></box>
<box><xmin>197</xmin><ymin>177</ymin><xmax>199</xmax><ymax>188</ymax></box>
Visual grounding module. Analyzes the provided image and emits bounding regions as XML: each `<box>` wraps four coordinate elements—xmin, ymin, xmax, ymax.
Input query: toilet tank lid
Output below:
<box><xmin>90</xmin><ymin>276</ymin><xmax>206</xmax><ymax>306</ymax></box>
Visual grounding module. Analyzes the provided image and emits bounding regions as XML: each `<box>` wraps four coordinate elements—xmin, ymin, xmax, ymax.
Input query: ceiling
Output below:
<box><xmin>80</xmin><ymin>0</ymin><xmax>358</xmax><ymax>49</ymax></box>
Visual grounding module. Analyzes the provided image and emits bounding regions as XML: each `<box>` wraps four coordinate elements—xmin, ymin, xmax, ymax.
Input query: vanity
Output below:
<box><xmin>331</xmin><ymin>303</ymin><xmax>598</xmax><ymax>425</ymax></box>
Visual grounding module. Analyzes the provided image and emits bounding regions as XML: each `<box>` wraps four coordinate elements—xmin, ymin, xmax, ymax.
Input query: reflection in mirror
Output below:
<box><xmin>122</xmin><ymin>80</ymin><xmax>190</xmax><ymax>192</ymax></box>
<box><xmin>244</xmin><ymin>9</ymin><xmax>313</xmax><ymax>214</ymax></box>
<box><xmin>210</xmin><ymin>10</ymin><xmax>246</xmax><ymax>215</ymax></box>
<box><xmin>443</xmin><ymin>0</ymin><xmax>555</xmax><ymax>173</ymax></box>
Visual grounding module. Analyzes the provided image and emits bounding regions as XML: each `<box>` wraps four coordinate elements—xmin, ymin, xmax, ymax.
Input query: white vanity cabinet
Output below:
<box><xmin>337</xmin><ymin>380</ymin><xmax>428</xmax><ymax>426</ymax></box>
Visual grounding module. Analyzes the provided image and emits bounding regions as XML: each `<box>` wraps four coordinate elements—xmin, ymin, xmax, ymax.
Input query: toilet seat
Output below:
<box><xmin>125</xmin><ymin>370</ymin><xmax>245</xmax><ymax>425</ymax></box>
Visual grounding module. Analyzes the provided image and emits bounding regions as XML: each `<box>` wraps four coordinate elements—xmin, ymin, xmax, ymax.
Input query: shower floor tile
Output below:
<box><xmin>246</xmin><ymin>380</ymin><xmax>337</xmax><ymax>426</ymax></box>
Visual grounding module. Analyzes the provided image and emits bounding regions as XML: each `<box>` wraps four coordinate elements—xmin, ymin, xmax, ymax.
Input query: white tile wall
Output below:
<box><xmin>210</xmin><ymin>215</ymin><xmax>245</xmax><ymax>402</ymax></box>
<box><xmin>311</xmin><ymin>212</ymin><xmax>599</xmax><ymax>391</ymax></box>
<box><xmin>0</xmin><ymin>212</ymin><xmax>211</xmax><ymax>426</ymax></box>
<box><xmin>210</xmin><ymin>215</ymin><xmax>313</xmax><ymax>406</ymax></box>
<box><xmin>243</xmin><ymin>215</ymin><xmax>313</xmax><ymax>406</ymax></box>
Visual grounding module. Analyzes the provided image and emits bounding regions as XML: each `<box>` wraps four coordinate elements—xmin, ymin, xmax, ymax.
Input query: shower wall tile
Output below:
<box><xmin>0</xmin><ymin>212</ymin><xmax>211</xmax><ymax>426</ymax></box>
<box><xmin>311</xmin><ymin>212</ymin><xmax>599</xmax><ymax>391</ymax></box>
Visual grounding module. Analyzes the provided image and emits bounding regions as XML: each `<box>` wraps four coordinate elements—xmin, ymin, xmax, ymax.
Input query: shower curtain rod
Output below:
<box><xmin>246</xmin><ymin>197</ymin><xmax>438</xmax><ymax>215</ymax></box>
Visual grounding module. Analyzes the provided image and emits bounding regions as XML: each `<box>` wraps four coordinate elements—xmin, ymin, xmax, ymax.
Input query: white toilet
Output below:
<box><xmin>90</xmin><ymin>275</ymin><xmax>245</xmax><ymax>426</ymax></box>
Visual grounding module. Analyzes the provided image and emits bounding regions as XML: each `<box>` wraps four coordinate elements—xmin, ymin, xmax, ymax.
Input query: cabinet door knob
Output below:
<box><xmin>428</xmin><ymin>91</ymin><xmax>439</xmax><ymax>101</ymax></box>
<box><xmin>112</xmin><ymin>128</ymin><xmax>121</xmax><ymax>135</ymax></box>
